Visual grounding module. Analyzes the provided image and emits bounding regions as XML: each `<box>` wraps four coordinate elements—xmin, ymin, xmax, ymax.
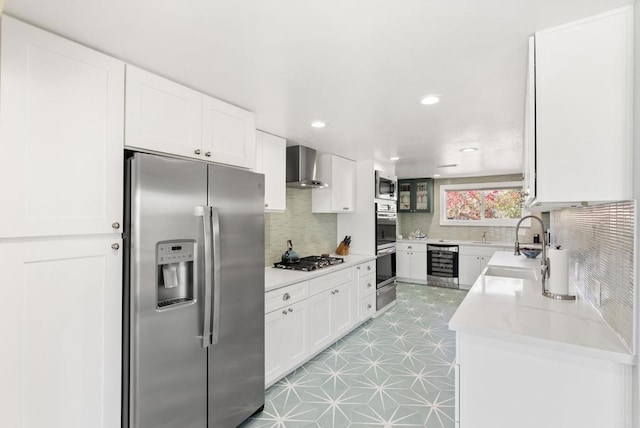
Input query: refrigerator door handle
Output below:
<box><xmin>210</xmin><ymin>207</ymin><xmax>222</xmax><ymax>345</ymax></box>
<box><xmin>199</xmin><ymin>205</ymin><xmax>213</xmax><ymax>348</ymax></box>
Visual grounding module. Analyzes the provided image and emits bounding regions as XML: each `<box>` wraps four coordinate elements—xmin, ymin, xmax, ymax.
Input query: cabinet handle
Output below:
<box><xmin>343</xmin><ymin>207</ymin><xmax>349</xmax><ymax>210</ymax></box>
<box><xmin>331</xmin><ymin>291</ymin><xmax>336</xmax><ymax>295</ymax></box>
<box><xmin>408</xmin><ymin>246</ymin><xmax>412</xmax><ymax>249</ymax></box>
<box><xmin>282</xmin><ymin>310</ymin><xmax>287</xmax><ymax>315</ymax></box>
<box><xmin>205</xmin><ymin>152</ymin><xmax>211</xmax><ymax>157</ymax></box>
<box><xmin>367</xmin><ymin>304</ymin><xmax>372</xmax><ymax>309</ymax></box>
<box><xmin>288</xmin><ymin>308</ymin><xmax>293</xmax><ymax>312</ymax></box>
<box><xmin>367</xmin><ymin>283</ymin><xmax>372</xmax><ymax>288</ymax></box>
<box><xmin>194</xmin><ymin>149</ymin><xmax>201</xmax><ymax>155</ymax></box>
<box><xmin>111</xmin><ymin>243</ymin><xmax>120</xmax><ymax>250</ymax></box>
<box><xmin>282</xmin><ymin>292</ymin><xmax>291</xmax><ymax>301</ymax></box>
<box><xmin>335</xmin><ymin>289</ymin><xmax>340</xmax><ymax>293</ymax></box>
<box><xmin>112</xmin><ymin>222</ymin><xmax>120</xmax><ymax>230</ymax></box>
<box><xmin>265</xmin><ymin>203</ymin><xmax>269</xmax><ymax>207</ymax></box>
<box><xmin>367</xmin><ymin>266</ymin><xmax>371</xmax><ymax>271</ymax></box>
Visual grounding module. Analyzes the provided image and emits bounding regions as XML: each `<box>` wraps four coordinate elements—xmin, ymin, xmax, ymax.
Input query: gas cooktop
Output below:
<box><xmin>273</xmin><ymin>256</ymin><xmax>344</xmax><ymax>272</ymax></box>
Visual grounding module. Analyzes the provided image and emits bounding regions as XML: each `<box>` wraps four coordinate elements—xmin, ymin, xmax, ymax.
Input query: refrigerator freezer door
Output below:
<box><xmin>207</xmin><ymin>164</ymin><xmax>265</xmax><ymax>427</ymax></box>
<box><xmin>126</xmin><ymin>153</ymin><xmax>208</xmax><ymax>428</ymax></box>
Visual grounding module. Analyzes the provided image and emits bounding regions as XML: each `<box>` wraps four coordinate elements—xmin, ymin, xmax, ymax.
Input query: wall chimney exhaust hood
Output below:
<box><xmin>286</xmin><ymin>145</ymin><xmax>329</xmax><ymax>189</ymax></box>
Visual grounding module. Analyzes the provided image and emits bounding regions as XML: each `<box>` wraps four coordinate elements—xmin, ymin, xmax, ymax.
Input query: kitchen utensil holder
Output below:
<box><xmin>335</xmin><ymin>242</ymin><xmax>349</xmax><ymax>255</ymax></box>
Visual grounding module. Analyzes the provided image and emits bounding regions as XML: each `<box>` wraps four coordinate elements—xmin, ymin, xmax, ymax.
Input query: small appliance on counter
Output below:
<box><xmin>273</xmin><ymin>255</ymin><xmax>344</xmax><ymax>271</ymax></box>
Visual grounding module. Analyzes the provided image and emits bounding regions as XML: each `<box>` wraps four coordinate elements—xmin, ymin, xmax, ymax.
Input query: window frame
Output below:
<box><xmin>439</xmin><ymin>181</ymin><xmax>529</xmax><ymax>227</ymax></box>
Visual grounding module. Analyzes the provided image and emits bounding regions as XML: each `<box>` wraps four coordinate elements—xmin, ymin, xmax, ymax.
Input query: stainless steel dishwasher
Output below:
<box><xmin>427</xmin><ymin>244</ymin><xmax>459</xmax><ymax>289</ymax></box>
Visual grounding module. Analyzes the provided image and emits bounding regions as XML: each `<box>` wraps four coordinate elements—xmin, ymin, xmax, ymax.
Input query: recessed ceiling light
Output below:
<box><xmin>433</xmin><ymin>174</ymin><xmax>441</xmax><ymax>177</ymax></box>
<box><xmin>437</xmin><ymin>163</ymin><xmax>459</xmax><ymax>168</ymax></box>
<box><xmin>460</xmin><ymin>147</ymin><xmax>478</xmax><ymax>153</ymax></box>
<box><xmin>420</xmin><ymin>95</ymin><xmax>440</xmax><ymax>105</ymax></box>
<box><xmin>310</xmin><ymin>121</ymin><xmax>326</xmax><ymax>128</ymax></box>
<box><xmin>390</xmin><ymin>156</ymin><xmax>400</xmax><ymax>161</ymax></box>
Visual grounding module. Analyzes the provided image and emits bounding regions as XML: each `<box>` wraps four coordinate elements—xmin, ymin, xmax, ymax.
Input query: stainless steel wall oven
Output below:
<box><xmin>375</xmin><ymin>202</ymin><xmax>397</xmax><ymax>311</ymax></box>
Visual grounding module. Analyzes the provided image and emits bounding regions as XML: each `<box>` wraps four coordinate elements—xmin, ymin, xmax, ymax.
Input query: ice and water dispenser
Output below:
<box><xmin>156</xmin><ymin>240</ymin><xmax>195</xmax><ymax>308</ymax></box>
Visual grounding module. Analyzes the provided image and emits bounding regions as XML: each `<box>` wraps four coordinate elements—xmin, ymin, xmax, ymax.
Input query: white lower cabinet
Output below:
<box><xmin>264</xmin><ymin>260</ymin><xmax>373</xmax><ymax>387</ymax></box>
<box><xmin>396</xmin><ymin>242</ymin><xmax>427</xmax><ymax>283</ymax></box>
<box><xmin>456</xmin><ymin>332</ymin><xmax>632</xmax><ymax>428</ymax></box>
<box><xmin>265</xmin><ymin>299</ymin><xmax>309</xmax><ymax>386</ymax></box>
<box><xmin>0</xmin><ymin>237</ymin><xmax>122</xmax><ymax>428</ymax></box>
<box><xmin>458</xmin><ymin>246</ymin><xmax>509</xmax><ymax>287</ymax></box>
<box><xmin>308</xmin><ymin>269</ymin><xmax>357</xmax><ymax>355</ymax></box>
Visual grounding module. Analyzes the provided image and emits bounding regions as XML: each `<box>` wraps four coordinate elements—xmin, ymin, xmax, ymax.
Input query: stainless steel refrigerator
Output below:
<box><xmin>122</xmin><ymin>152</ymin><xmax>265</xmax><ymax>428</ymax></box>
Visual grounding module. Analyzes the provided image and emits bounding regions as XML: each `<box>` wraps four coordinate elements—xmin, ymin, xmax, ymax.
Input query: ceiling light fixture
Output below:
<box><xmin>437</xmin><ymin>163</ymin><xmax>459</xmax><ymax>168</ymax></box>
<box><xmin>460</xmin><ymin>147</ymin><xmax>478</xmax><ymax>153</ymax></box>
<box><xmin>310</xmin><ymin>121</ymin><xmax>326</xmax><ymax>128</ymax></box>
<box><xmin>420</xmin><ymin>95</ymin><xmax>440</xmax><ymax>105</ymax></box>
<box><xmin>390</xmin><ymin>156</ymin><xmax>400</xmax><ymax>161</ymax></box>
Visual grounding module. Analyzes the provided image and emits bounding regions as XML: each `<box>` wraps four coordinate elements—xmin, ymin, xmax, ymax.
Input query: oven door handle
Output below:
<box><xmin>377</xmin><ymin>247</ymin><xmax>396</xmax><ymax>256</ymax></box>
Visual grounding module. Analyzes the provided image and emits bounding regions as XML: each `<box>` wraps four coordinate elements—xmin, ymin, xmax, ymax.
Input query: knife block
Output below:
<box><xmin>335</xmin><ymin>242</ymin><xmax>349</xmax><ymax>255</ymax></box>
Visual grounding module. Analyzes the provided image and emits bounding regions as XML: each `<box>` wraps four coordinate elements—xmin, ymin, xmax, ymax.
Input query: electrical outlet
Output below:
<box><xmin>594</xmin><ymin>279</ymin><xmax>601</xmax><ymax>307</ymax></box>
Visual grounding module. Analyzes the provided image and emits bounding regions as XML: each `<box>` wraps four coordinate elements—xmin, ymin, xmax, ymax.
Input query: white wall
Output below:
<box><xmin>337</xmin><ymin>160</ymin><xmax>395</xmax><ymax>255</ymax></box>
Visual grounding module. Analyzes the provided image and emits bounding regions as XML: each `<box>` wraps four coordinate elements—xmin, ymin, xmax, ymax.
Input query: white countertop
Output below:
<box><xmin>449</xmin><ymin>251</ymin><xmax>634</xmax><ymax>365</ymax></box>
<box><xmin>396</xmin><ymin>238</ymin><xmax>516</xmax><ymax>248</ymax></box>
<box><xmin>265</xmin><ymin>254</ymin><xmax>376</xmax><ymax>292</ymax></box>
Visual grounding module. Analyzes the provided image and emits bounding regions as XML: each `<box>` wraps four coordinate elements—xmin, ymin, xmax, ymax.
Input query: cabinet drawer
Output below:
<box><xmin>265</xmin><ymin>281</ymin><xmax>309</xmax><ymax>313</ymax></box>
<box><xmin>397</xmin><ymin>242</ymin><xmax>427</xmax><ymax>252</ymax></box>
<box><xmin>309</xmin><ymin>268</ymin><xmax>353</xmax><ymax>296</ymax></box>
<box><xmin>356</xmin><ymin>260</ymin><xmax>376</xmax><ymax>277</ymax></box>
<box><xmin>359</xmin><ymin>272</ymin><xmax>376</xmax><ymax>297</ymax></box>
<box><xmin>360</xmin><ymin>294</ymin><xmax>376</xmax><ymax>321</ymax></box>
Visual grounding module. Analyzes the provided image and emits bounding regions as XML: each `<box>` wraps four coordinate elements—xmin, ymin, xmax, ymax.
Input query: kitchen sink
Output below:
<box><xmin>483</xmin><ymin>266</ymin><xmax>539</xmax><ymax>281</ymax></box>
<box><xmin>472</xmin><ymin>241</ymin><xmax>492</xmax><ymax>244</ymax></box>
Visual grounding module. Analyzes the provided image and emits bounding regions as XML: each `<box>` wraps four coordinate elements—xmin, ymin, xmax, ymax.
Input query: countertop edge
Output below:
<box><xmin>265</xmin><ymin>254</ymin><xmax>377</xmax><ymax>292</ymax></box>
<box><xmin>449</xmin><ymin>251</ymin><xmax>634</xmax><ymax>366</ymax></box>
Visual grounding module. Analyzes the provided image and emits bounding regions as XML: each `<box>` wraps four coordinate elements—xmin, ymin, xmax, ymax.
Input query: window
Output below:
<box><xmin>440</xmin><ymin>181</ymin><xmax>525</xmax><ymax>226</ymax></box>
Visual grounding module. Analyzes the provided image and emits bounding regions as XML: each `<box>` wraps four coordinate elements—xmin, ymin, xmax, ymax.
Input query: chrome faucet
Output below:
<box><xmin>515</xmin><ymin>215</ymin><xmax>549</xmax><ymax>293</ymax></box>
<box><xmin>481</xmin><ymin>231</ymin><xmax>487</xmax><ymax>243</ymax></box>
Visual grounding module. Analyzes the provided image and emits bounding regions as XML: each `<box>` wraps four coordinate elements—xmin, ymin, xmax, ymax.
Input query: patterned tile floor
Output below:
<box><xmin>241</xmin><ymin>282</ymin><xmax>467</xmax><ymax>428</ymax></box>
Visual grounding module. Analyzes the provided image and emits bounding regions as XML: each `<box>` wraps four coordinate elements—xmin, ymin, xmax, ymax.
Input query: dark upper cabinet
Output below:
<box><xmin>397</xmin><ymin>178</ymin><xmax>434</xmax><ymax>213</ymax></box>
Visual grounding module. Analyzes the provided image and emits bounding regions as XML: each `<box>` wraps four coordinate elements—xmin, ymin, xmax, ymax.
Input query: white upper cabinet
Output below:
<box><xmin>255</xmin><ymin>131</ymin><xmax>286</xmax><ymax>212</ymax></box>
<box><xmin>202</xmin><ymin>95</ymin><xmax>256</xmax><ymax>169</ymax></box>
<box><xmin>0</xmin><ymin>16</ymin><xmax>125</xmax><ymax>238</ymax></box>
<box><xmin>125</xmin><ymin>65</ymin><xmax>256</xmax><ymax>168</ymax></box>
<box><xmin>312</xmin><ymin>154</ymin><xmax>356</xmax><ymax>213</ymax></box>
<box><xmin>125</xmin><ymin>65</ymin><xmax>202</xmax><ymax>159</ymax></box>
<box><xmin>532</xmin><ymin>6</ymin><xmax>632</xmax><ymax>209</ymax></box>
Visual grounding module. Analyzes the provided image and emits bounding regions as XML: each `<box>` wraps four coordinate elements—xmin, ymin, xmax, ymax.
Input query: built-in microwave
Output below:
<box><xmin>375</xmin><ymin>170</ymin><xmax>397</xmax><ymax>201</ymax></box>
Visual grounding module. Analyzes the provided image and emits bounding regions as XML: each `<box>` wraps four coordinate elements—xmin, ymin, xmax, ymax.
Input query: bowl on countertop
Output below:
<box><xmin>520</xmin><ymin>248</ymin><xmax>542</xmax><ymax>259</ymax></box>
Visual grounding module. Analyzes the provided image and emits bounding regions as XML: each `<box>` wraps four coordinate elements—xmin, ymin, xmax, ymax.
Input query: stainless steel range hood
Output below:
<box><xmin>286</xmin><ymin>145</ymin><xmax>329</xmax><ymax>189</ymax></box>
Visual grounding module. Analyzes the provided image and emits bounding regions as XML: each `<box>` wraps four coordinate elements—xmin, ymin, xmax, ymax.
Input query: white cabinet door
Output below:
<box><xmin>312</xmin><ymin>154</ymin><xmax>356</xmax><ymax>213</ymax></box>
<box><xmin>308</xmin><ymin>290</ymin><xmax>333</xmax><ymax>354</ymax></box>
<box><xmin>523</xmin><ymin>36</ymin><xmax>536</xmax><ymax>208</ymax></box>
<box><xmin>265</xmin><ymin>309</ymin><xmax>286</xmax><ymax>386</ymax></box>
<box><xmin>0</xmin><ymin>237</ymin><xmax>122</xmax><ymax>428</ymax></box>
<box><xmin>534</xmin><ymin>7</ymin><xmax>632</xmax><ymax>208</ymax></box>
<box><xmin>286</xmin><ymin>300</ymin><xmax>310</xmax><ymax>368</ymax></box>
<box><xmin>202</xmin><ymin>95</ymin><xmax>256</xmax><ymax>169</ymax></box>
<box><xmin>255</xmin><ymin>131</ymin><xmax>286</xmax><ymax>211</ymax></box>
<box><xmin>458</xmin><ymin>254</ymin><xmax>481</xmax><ymax>287</ymax></box>
<box><xmin>333</xmin><ymin>280</ymin><xmax>356</xmax><ymax>338</ymax></box>
<box><xmin>125</xmin><ymin>65</ymin><xmax>202</xmax><ymax>158</ymax></box>
<box><xmin>396</xmin><ymin>250</ymin><xmax>412</xmax><ymax>279</ymax></box>
<box><xmin>410</xmin><ymin>251</ymin><xmax>427</xmax><ymax>281</ymax></box>
<box><xmin>0</xmin><ymin>16</ymin><xmax>124</xmax><ymax>238</ymax></box>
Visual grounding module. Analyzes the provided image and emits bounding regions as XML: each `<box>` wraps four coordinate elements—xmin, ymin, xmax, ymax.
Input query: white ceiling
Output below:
<box><xmin>4</xmin><ymin>0</ymin><xmax>634</xmax><ymax>178</ymax></box>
